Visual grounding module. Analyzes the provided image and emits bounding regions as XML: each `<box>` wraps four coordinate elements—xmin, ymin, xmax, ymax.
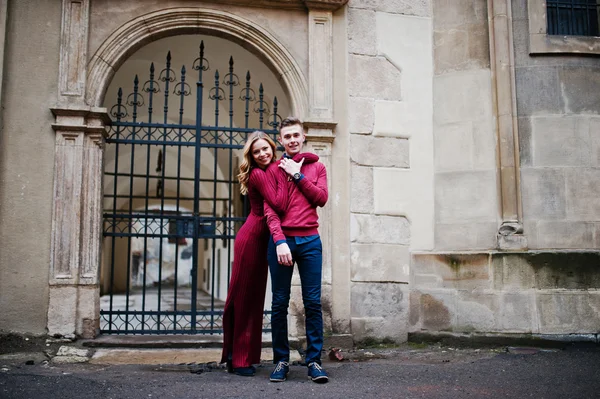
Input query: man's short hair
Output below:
<box><xmin>279</xmin><ymin>117</ymin><xmax>303</xmax><ymax>131</ymax></box>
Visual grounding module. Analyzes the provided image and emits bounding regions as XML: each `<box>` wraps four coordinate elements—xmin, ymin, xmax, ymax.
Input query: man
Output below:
<box><xmin>264</xmin><ymin>117</ymin><xmax>329</xmax><ymax>383</ymax></box>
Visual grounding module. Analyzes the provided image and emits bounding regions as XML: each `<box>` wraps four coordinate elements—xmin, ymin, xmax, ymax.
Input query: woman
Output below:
<box><xmin>220</xmin><ymin>131</ymin><xmax>318</xmax><ymax>376</ymax></box>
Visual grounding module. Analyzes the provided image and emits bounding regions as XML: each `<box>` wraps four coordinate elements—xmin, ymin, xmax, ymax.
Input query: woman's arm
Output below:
<box><xmin>249</xmin><ymin>165</ymin><xmax>288</xmax><ymax>213</ymax></box>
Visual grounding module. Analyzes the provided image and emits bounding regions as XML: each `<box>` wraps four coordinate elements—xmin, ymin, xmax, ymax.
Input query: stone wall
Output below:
<box><xmin>410</xmin><ymin>252</ymin><xmax>600</xmax><ymax>335</ymax></box>
<box><xmin>432</xmin><ymin>0</ymin><xmax>498</xmax><ymax>251</ymax></box>
<box><xmin>512</xmin><ymin>0</ymin><xmax>600</xmax><ymax>250</ymax></box>
<box><xmin>347</xmin><ymin>0</ymin><xmax>433</xmax><ymax>342</ymax></box>
<box><xmin>0</xmin><ymin>0</ymin><xmax>62</xmax><ymax>334</ymax></box>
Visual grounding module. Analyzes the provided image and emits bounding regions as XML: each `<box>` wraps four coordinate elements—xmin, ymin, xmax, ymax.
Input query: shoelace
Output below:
<box><xmin>274</xmin><ymin>361</ymin><xmax>289</xmax><ymax>372</ymax></box>
<box><xmin>308</xmin><ymin>362</ymin><xmax>323</xmax><ymax>371</ymax></box>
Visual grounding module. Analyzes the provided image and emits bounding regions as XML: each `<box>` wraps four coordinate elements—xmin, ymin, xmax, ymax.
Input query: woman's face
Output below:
<box><xmin>251</xmin><ymin>138</ymin><xmax>273</xmax><ymax>169</ymax></box>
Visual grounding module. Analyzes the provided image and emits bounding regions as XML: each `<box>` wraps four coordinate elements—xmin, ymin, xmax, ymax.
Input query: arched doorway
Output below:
<box><xmin>100</xmin><ymin>35</ymin><xmax>291</xmax><ymax>334</ymax></box>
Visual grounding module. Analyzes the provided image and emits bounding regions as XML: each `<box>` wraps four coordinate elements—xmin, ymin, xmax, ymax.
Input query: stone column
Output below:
<box><xmin>48</xmin><ymin>0</ymin><xmax>108</xmax><ymax>338</ymax></box>
<box><xmin>488</xmin><ymin>0</ymin><xmax>527</xmax><ymax>250</ymax></box>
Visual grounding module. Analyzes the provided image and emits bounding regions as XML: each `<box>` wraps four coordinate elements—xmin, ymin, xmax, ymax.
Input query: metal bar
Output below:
<box><xmin>107</xmin><ymin>87</ymin><xmax>124</xmax><ymax>332</ymax></box>
<box><xmin>209</xmin><ymin>69</ymin><xmax>221</xmax><ymax>333</ymax></box>
<box><xmin>191</xmin><ymin>41</ymin><xmax>206</xmax><ymax>334</ymax></box>
<box><xmin>124</xmin><ymin>75</ymin><xmax>141</xmax><ymax>333</ymax></box>
<box><xmin>103</xmin><ymin>173</ymin><xmax>231</xmax><ymax>185</ymax></box>
<box><xmin>226</xmin><ymin>57</ymin><xmax>235</xmax><ymax>294</ymax></box>
<box><xmin>141</xmin><ymin>62</ymin><xmax>156</xmax><ymax>331</ymax></box>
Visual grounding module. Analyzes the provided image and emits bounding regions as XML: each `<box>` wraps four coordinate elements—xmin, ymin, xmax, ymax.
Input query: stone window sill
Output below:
<box><xmin>528</xmin><ymin>0</ymin><xmax>600</xmax><ymax>56</ymax></box>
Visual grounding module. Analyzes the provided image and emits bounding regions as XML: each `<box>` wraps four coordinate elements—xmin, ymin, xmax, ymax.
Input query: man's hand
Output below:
<box><xmin>279</xmin><ymin>157</ymin><xmax>304</xmax><ymax>177</ymax></box>
<box><xmin>276</xmin><ymin>242</ymin><xmax>293</xmax><ymax>266</ymax></box>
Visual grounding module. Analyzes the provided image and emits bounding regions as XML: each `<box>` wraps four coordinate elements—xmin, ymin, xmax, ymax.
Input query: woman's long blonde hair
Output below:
<box><xmin>238</xmin><ymin>131</ymin><xmax>277</xmax><ymax>195</ymax></box>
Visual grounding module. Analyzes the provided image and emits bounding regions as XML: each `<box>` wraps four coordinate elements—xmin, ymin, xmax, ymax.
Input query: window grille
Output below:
<box><xmin>547</xmin><ymin>0</ymin><xmax>600</xmax><ymax>36</ymax></box>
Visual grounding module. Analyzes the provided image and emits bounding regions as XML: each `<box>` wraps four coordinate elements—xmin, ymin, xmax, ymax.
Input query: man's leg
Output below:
<box><xmin>295</xmin><ymin>237</ymin><xmax>324</xmax><ymax>365</ymax></box>
<box><xmin>268</xmin><ymin>238</ymin><xmax>295</xmax><ymax>363</ymax></box>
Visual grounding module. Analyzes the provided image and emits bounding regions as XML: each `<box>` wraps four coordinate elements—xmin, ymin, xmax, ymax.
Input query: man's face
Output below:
<box><xmin>278</xmin><ymin>124</ymin><xmax>305</xmax><ymax>157</ymax></box>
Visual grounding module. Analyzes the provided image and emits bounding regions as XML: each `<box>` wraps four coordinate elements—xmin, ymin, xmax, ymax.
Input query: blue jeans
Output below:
<box><xmin>268</xmin><ymin>236</ymin><xmax>323</xmax><ymax>365</ymax></box>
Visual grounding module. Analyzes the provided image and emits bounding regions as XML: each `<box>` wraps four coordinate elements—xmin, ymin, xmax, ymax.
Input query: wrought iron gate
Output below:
<box><xmin>101</xmin><ymin>41</ymin><xmax>281</xmax><ymax>334</ymax></box>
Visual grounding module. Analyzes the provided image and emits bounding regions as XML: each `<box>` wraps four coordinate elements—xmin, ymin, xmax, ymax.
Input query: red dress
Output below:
<box><xmin>220</xmin><ymin>153</ymin><xmax>318</xmax><ymax>368</ymax></box>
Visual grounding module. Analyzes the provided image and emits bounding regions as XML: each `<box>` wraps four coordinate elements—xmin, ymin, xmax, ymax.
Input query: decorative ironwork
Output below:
<box><xmin>101</xmin><ymin>40</ymin><xmax>281</xmax><ymax>335</ymax></box>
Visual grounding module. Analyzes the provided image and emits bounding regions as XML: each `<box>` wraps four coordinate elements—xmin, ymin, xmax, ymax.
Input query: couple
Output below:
<box><xmin>220</xmin><ymin>117</ymin><xmax>329</xmax><ymax>383</ymax></box>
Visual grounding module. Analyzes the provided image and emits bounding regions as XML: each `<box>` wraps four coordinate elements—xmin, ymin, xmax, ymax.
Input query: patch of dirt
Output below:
<box><xmin>0</xmin><ymin>334</ymin><xmax>64</xmax><ymax>356</ymax></box>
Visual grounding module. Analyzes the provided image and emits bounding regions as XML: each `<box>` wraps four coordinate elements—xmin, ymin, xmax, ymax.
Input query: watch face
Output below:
<box><xmin>293</xmin><ymin>172</ymin><xmax>301</xmax><ymax>180</ymax></box>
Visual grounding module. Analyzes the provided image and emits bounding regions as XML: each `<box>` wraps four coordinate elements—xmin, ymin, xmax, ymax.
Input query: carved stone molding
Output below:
<box><xmin>86</xmin><ymin>8</ymin><xmax>308</xmax><ymax>118</ymax></box>
<box><xmin>308</xmin><ymin>10</ymin><xmax>334</xmax><ymax>121</ymax></box>
<box><xmin>304</xmin><ymin>0</ymin><xmax>349</xmax><ymax>11</ymax></box>
<box><xmin>59</xmin><ymin>0</ymin><xmax>90</xmax><ymax>103</ymax></box>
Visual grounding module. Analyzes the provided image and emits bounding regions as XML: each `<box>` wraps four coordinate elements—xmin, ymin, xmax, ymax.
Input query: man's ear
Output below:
<box><xmin>277</xmin><ymin>135</ymin><xmax>283</xmax><ymax>145</ymax></box>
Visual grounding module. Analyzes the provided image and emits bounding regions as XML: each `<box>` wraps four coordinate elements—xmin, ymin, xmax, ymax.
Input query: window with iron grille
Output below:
<box><xmin>547</xmin><ymin>0</ymin><xmax>600</xmax><ymax>36</ymax></box>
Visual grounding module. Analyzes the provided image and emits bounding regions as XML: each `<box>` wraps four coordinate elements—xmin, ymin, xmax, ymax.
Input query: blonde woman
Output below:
<box><xmin>220</xmin><ymin>131</ymin><xmax>317</xmax><ymax>376</ymax></box>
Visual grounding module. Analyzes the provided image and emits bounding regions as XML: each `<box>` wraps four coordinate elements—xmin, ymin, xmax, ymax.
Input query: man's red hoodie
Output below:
<box><xmin>264</xmin><ymin>154</ymin><xmax>328</xmax><ymax>243</ymax></box>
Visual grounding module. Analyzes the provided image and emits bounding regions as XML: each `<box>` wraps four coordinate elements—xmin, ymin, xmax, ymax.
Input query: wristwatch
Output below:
<box><xmin>293</xmin><ymin>172</ymin><xmax>302</xmax><ymax>181</ymax></box>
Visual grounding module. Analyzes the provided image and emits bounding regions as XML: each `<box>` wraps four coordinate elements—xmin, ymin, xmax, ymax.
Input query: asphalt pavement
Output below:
<box><xmin>1</xmin><ymin>343</ymin><xmax>599</xmax><ymax>399</ymax></box>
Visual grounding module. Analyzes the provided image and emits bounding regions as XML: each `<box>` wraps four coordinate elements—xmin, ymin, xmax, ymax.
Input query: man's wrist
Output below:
<box><xmin>275</xmin><ymin>239</ymin><xmax>287</xmax><ymax>246</ymax></box>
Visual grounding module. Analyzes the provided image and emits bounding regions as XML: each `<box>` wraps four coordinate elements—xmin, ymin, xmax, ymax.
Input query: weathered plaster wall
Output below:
<box><xmin>347</xmin><ymin>0</ymin><xmax>434</xmax><ymax>342</ymax></box>
<box><xmin>512</xmin><ymin>0</ymin><xmax>600</xmax><ymax>250</ymax></box>
<box><xmin>0</xmin><ymin>0</ymin><xmax>61</xmax><ymax>334</ymax></box>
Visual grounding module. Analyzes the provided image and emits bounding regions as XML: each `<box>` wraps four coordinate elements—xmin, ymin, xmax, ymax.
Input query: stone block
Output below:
<box><xmin>497</xmin><ymin>292</ymin><xmax>536</xmax><ymax>333</ymax></box>
<box><xmin>351</xmin><ymin>282</ymin><xmax>409</xmax><ymax>340</ymax></box>
<box><xmin>565</xmin><ymin>168</ymin><xmax>600</xmax><ymax>219</ymax></box>
<box><xmin>348</xmin><ymin>8</ymin><xmax>377</xmax><ymax>56</ymax></box>
<box><xmin>412</xmin><ymin>289</ymin><xmax>457</xmax><ymax>331</ymax></box>
<box><xmin>373</xmin><ymin>168</ymin><xmax>411</xmax><ymax>216</ymax></box>
<box><xmin>527</xmin><ymin>252</ymin><xmax>600</xmax><ymax>290</ymax></box>
<box><xmin>348</xmin><ymin>54</ymin><xmax>402</xmax><ymax>100</ymax></box>
<box><xmin>435</xmin><ymin>170</ymin><xmax>497</xmax><ymax>223</ymax></box>
<box><xmin>351</xmin><ymin>214</ymin><xmax>410</xmax><ymax>245</ymax></box>
<box><xmin>435</xmin><ymin>222</ymin><xmax>498</xmax><ymax>251</ymax></box>
<box><xmin>455</xmin><ymin>290</ymin><xmax>498</xmax><ymax>332</ymax></box>
<box><xmin>412</xmin><ymin>253</ymin><xmax>491</xmax><ymax>290</ymax></box>
<box><xmin>491</xmin><ymin>253</ymin><xmax>536</xmax><ymax>291</ymax></box>
<box><xmin>434</xmin><ymin>21</ymin><xmax>489</xmax><ymax>75</ymax></box>
<box><xmin>432</xmin><ymin>0</ymin><xmax>487</xmax><ymax>29</ymax></box>
<box><xmin>350</xmin><ymin>165</ymin><xmax>374</xmax><ymax>213</ymax></box>
<box><xmin>471</xmin><ymin>118</ymin><xmax>497</xmax><ymax>170</ymax></box>
<box><xmin>373</xmin><ymin>100</ymin><xmax>415</xmax><ymax>138</ymax></box>
<box><xmin>349</xmin><ymin>0</ymin><xmax>431</xmax><ymax>17</ymax></box>
<box><xmin>518</xmin><ymin>116</ymin><xmax>533</xmax><ymax>166</ymax></box>
<box><xmin>591</xmin><ymin>117</ymin><xmax>600</xmax><ymax>166</ymax></box>
<box><xmin>531</xmin><ymin>116</ymin><xmax>591</xmax><ymax>167</ymax></box>
<box><xmin>434</xmin><ymin>121</ymin><xmax>473</xmax><ymax>171</ymax></box>
<box><xmin>536</xmin><ymin>221</ymin><xmax>596</xmax><ymax>249</ymax></box>
<box><xmin>348</xmin><ymin>97</ymin><xmax>375</xmax><ymax>134</ymax></box>
<box><xmin>537</xmin><ymin>291</ymin><xmax>600</xmax><ymax>334</ymax></box>
<box><xmin>520</xmin><ymin>167</ymin><xmax>566</xmax><ymax>219</ymax></box>
<box><xmin>47</xmin><ymin>286</ymin><xmax>78</xmax><ymax>337</ymax></box>
<box><xmin>350</xmin><ymin>135</ymin><xmax>409</xmax><ymax>167</ymax></box>
<box><xmin>558</xmin><ymin>66</ymin><xmax>600</xmax><ymax>114</ymax></box>
<box><xmin>515</xmin><ymin>66</ymin><xmax>561</xmax><ymax>116</ymax></box>
<box><xmin>433</xmin><ymin>69</ymin><xmax>493</xmax><ymax>125</ymax></box>
<box><xmin>350</xmin><ymin>243</ymin><xmax>410</xmax><ymax>282</ymax></box>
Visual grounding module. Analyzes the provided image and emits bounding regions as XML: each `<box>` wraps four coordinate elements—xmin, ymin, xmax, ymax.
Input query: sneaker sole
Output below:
<box><xmin>308</xmin><ymin>376</ymin><xmax>329</xmax><ymax>383</ymax></box>
<box><xmin>269</xmin><ymin>377</ymin><xmax>287</xmax><ymax>382</ymax></box>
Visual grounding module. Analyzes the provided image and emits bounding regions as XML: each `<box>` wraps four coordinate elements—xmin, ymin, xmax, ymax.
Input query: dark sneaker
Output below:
<box><xmin>307</xmin><ymin>362</ymin><xmax>329</xmax><ymax>383</ymax></box>
<box><xmin>269</xmin><ymin>361</ymin><xmax>290</xmax><ymax>382</ymax></box>
<box><xmin>233</xmin><ymin>366</ymin><xmax>256</xmax><ymax>377</ymax></box>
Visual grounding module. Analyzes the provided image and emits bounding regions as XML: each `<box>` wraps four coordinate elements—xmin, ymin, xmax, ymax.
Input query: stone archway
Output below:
<box><xmin>48</xmin><ymin>6</ymin><xmax>310</xmax><ymax>338</ymax></box>
<box><xmin>86</xmin><ymin>7</ymin><xmax>308</xmax><ymax>118</ymax></box>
